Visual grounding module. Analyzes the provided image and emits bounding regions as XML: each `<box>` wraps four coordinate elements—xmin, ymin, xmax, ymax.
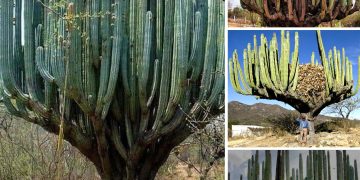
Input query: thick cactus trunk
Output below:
<box><xmin>240</xmin><ymin>0</ymin><xmax>360</xmax><ymax>27</ymax></box>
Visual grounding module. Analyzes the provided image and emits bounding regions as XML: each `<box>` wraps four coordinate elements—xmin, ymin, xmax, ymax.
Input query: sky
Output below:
<box><xmin>227</xmin><ymin>30</ymin><xmax>360</xmax><ymax>119</ymax></box>
<box><xmin>228</xmin><ymin>150</ymin><xmax>360</xmax><ymax>180</ymax></box>
<box><xmin>228</xmin><ymin>0</ymin><xmax>240</xmax><ymax>9</ymax></box>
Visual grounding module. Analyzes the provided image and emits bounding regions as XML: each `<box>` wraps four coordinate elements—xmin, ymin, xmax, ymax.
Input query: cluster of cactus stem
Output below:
<box><xmin>229</xmin><ymin>30</ymin><xmax>360</xmax><ymax>119</ymax></box>
<box><xmin>232</xmin><ymin>150</ymin><xmax>359</xmax><ymax>180</ymax></box>
<box><xmin>240</xmin><ymin>0</ymin><xmax>360</xmax><ymax>26</ymax></box>
<box><xmin>0</xmin><ymin>0</ymin><xmax>224</xmax><ymax>178</ymax></box>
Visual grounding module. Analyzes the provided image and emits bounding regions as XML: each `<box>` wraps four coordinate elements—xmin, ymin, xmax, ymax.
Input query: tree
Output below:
<box><xmin>229</xmin><ymin>30</ymin><xmax>359</xmax><ymax>129</ymax></box>
<box><xmin>327</xmin><ymin>96</ymin><xmax>360</xmax><ymax>119</ymax></box>
<box><xmin>240</xmin><ymin>0</ymin><xmax>360</xmax><ymax>26</ymax></box>
<box><xmin>233</xmin><ymin>7</ymin><xmax>242</xmax><ymax>18</ymax></box>
<box><xmin>0</xmin><ymin>0</ymin><xmax>224</xmax><ymax>179</ymax></box>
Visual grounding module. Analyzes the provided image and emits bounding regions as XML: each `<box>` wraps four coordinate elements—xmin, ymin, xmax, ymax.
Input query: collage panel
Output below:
<box><xmin>0</xmin><ymin>0</ymin><xmax>225</xmax><ymax>179</ymax></box>
<box><xmin>228</xmin><ymin>30</ymin><xmax>360</xmax><ymax>148</ymax></box>
<box><xmin>228</xmin><ymin>0</ymin><xmax>360</xmax><ymax>27</ymax></box>
<box><xmin>228</xmin><ymin>150</ymin><xmax>360</xmax><ymax>180</ymax></box>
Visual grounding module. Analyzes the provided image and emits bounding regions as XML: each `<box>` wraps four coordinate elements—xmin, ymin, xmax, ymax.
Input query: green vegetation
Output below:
<box><xmin>0</xmin><ymin>0</ymin><xmax>224</xmax><ymax>179</ymax></box>
<box><xmin>229</xmin><ymin>30</ymin><xmax>359</xmax><ymax>124</ymax></box>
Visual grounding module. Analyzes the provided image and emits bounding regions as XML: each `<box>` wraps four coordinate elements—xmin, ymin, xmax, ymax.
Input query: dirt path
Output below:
<box><xmin>229</xmin><ymin>128</ymin><xmax>360</xmax><ymax>147</ymax></box>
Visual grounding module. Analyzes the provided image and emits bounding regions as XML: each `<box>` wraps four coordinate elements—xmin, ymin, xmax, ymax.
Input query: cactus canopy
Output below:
<box><xmin>240</xmin><ymin>0</ymin><xmax>360</xmax><ymax>26</ymax></box>
<box><xmin>0</xmin><ymin>0</ymin><xmax>224</xmax><ymax>179</ymax></box>
<box><xmin>229</xmin><ymin>30</ymin><xmax>360</xmax><ymax>119</ymax></box>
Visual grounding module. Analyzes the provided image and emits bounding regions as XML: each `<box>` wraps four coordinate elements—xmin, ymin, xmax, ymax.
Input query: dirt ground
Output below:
<box><xmin>228</xmin><ymin>127</ymin><xmax>360</xmax><ymax>148</ymax></box>
<box><xmin>228</xmin><ymin>19</ymin><xmax>259</xmax><ymax>28</ymax></box>
<box><xmin>156</xmin><ymin>162</ymin><xmax>224</xmax><ymax>180</ymax></box>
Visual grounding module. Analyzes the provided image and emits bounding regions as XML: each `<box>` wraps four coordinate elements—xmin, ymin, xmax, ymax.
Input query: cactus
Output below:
<box><xmin>243</xmin><ymin>150</ymin><xmax>359</xmax><ymax>180</ymax></box>
<box><xmin>229</xmin><ymin>30</ymin><xmax>360</xmax><ymax>125</ymax></box>
<box><xmin>299</xmin><ymin>154</ymin><xmax>303</xmax><ymax>180</ymax></box>
<box><xmin>355</xmin><ymin>160</ymin><xmax>359</xmax><ymax>180</ymax></box>
<box><xmin>0</xmin><ymin>0</ymin><xmax>224</xmax><ymax>179</ymax></box>
<box><xmin>240</xmin><ymin>0</ymin><xmax>360</xmax><ymax>27</ymax></box>
<box><xmin>276</xmin><ymin>150</ymin><xmax>282</xmax><ymax>180</ymax></box>
<box><xmin>323</xmin><ymin>151</ymin><xmax>328</xmax><ymax>180</ymax></box>
<box><xmin>328</xmin><ymin>151</ymin><xmax>331</xmax><ymax>180</ymax></box>
<box><xmin>286</xmin><ymin>150</ymin><xmax>290</xmax><ymax>180</ymax></box>
<box><xmin>256</xmin><ymin>150</ymin><xmax>260</xmax><ymax>180</ymax></box>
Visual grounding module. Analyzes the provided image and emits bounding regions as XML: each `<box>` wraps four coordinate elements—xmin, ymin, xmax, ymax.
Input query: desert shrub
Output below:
<box><xmin>266</xmin><ymin>113</ymin><xmax>299</xmax><ymax>134</ymax></box>
<box><xmin>315</xmin><ymin>118</ymin><xmax>360</xmax><ymax>133</ymax></box>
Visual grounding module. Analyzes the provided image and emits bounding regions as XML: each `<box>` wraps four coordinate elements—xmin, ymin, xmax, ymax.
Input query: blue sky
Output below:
<box><xmin>227</xmin><ymin>30</ymin><xmax>360</xmax><ymax>119</ymax></box>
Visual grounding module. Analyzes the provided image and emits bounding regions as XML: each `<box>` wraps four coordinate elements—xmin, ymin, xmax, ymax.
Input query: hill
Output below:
<box><xmin>228</xmin><ymin>101</ymin><xmax>333</xmax><ymax>126</ymax></box>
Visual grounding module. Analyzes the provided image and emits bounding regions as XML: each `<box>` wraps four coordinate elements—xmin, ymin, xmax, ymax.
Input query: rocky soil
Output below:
<box><xmin>228</xmin><ymin>127</ymin><xmax>360</xmax><ymax>148</ymax></box>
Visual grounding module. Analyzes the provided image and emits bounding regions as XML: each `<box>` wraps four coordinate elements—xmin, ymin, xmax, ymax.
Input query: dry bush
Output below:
<box><xmin>266</xmin><ymin>113</ymin><xmax>299</xmax><ymax>134</ymax></box>
<box><xmin>316</xmin><ymin>118</ymin><xmax>360</xmax><ymax>133</ymax></box>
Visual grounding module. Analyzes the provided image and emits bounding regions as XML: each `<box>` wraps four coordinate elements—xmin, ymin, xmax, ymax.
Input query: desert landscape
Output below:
<box><xmin>228</xmin><ymin>101</ymin><xmax>360</xmax><ymax>147</ymax></box>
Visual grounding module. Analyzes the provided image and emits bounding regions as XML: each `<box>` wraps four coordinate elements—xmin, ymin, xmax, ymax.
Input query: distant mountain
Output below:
<box><xmin>228</xmin><ymin>101</ymin><xmax>333</xmax><ymax>126</ymax></box>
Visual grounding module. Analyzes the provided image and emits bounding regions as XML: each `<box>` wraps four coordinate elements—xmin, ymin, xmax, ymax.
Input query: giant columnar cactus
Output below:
<box><xmin>240</xmin><ymin>0</ymin><xmax>360</xmax><ymax>26</ymax></box>
<box><xmin>0</xmin><ymin>0</ymin><xmax>224</xmax><ymax>179</ymax></box>
<box><xmin>229</xmin><ymin>30</ymin><xmax>360</xmax><ymax>121</ymax></box>
<box><xmin>299</xmin><ymin>153</ymin><xmax>303</xmax><ymax>180</ymax></box>
<box><xmin>241</xmin><ymin>150</ymin><xmax>359</xmax><ymax>180</ymax></box>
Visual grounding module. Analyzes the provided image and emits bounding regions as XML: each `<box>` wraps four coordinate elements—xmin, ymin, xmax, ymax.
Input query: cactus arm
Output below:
<box><xmin>94</xmin><ymin>0</ymin><xmax>111</xmax><ymax>115</ymax></box>
<box><xmin>70</xmin><ymin>0</ymin><xmax>84</xmax><ymax>93</ymax></box>
<box><xmin>14</xmin><ymin>0</ymin><xmax>24</xmax><ymax>89</ymax></box>
<box><xmin>259</xmin><ymin>37</ymin><xmax>270</xmax><ymax>88</ymax></box>
<box><xmin>138</xmin><ymin>11</ymin><xmax>153</xmax><ymax>131</ymax></box>
<box><xmin>280</xmin><ymin>31</ymin><xmax>290</xmax><ymax>91</ymax></box>
<box><xmin>289</xmin><ymin>32</ymin><xmax>299</xmax><ymax>84</ymax></box>
<box><xmin>329</xmin><ymin>50</ymin><xmax>334</xmax><ymax>79</ymax></box>
<box><xmin>147</xmin><ymin>59</ymin><xmax>160</xmax><ymax>107</ymax></box>
<box><xmin>138</xmin><ymin>11</ymin><xmax>153</xmax><ymax>110</ymax></box>
<box><xmin>291</xmin><ymin>65</ymin><xmax>299</xmax><ymax>92</ymax></box>
<box><xmin>0</xmin><ymin>0</ymin><xmax>28</xmax><ymax>102</ymax></box>
<box><xmin>230</xmin><ymin>59</ymin><xmax>250</xmax><ymax>95</ymax></box>
<box><xmin>101</xmin><ymin>1</ymin><xmax>124</xmax><ymax>119</ymax></box>
<box><xmin>189</xmin><ymin>11</ymin><xmax>203</xmax><ymax>81</ymax></box>
<box><xmin>207</xmin><ymin>5</ymin><xmax>225</xmax><ymax>106</ymax></box>
<box><xmin>152</xmin><ymin>0</ymin><xmax>174</xmax><ymax>130</ymax></box>
<box><xmin>352</xmin><ymin>57</ymin><xmax>360</xmax><ymax>95</ymax></box>
<box><xmin>317</xmin><ymin>30</ymin><xmax>333</xmax><ymax>91</ymax></box>
<box><xmin>36</xmin><ymin>47</ymin><xmax>55</xmax><ymax>83</ymax></box>
<box><xmin>90</xmin><ymin>0</ymin><xmax>100</xmax><ymax>67</ymax></box>
<box><xmin>162</xmin><ymin>0</ymin><xmax>187</xmax><ymax>124</ymax></box>
<box><xmin>311</xmin><ymin>52</ymin><xmax>315</xmax><ymax>65</ymax></box>
<box><xmin>336</xmin><ymin>50</ymin><xmax>342</xmax><ymax>88</ymax></box>
<box><xmin>247</xmin><ymin>46</ymin><xmax>256</xmax><ymax>88</ymax></box>
<box><xmin>156</xmin><ymin>0</ymin><xmax>163</xmax><ymax>59</ymax></box>
<box><xmin>83</xmin><ymin>1</ymin><xmax>96</xmax><ymax>107</ymax></box>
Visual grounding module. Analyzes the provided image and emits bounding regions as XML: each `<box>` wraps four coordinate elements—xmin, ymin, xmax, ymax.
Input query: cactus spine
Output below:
<box><xmin>0</xmin><ymin>0</ymin><xmax>224</xmax><ymax>179</ymax></box>
<box><xmin>230</xmin><ymin>30</ymin><xmax>360</xmax><ymax>121</ymax></box>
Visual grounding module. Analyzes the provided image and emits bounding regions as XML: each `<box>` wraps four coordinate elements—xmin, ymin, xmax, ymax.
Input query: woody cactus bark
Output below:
<box><xmin>240</xmin><ymin>0</ymin><xmax>360</xmax><ymax>26</ymax></box>
<box><xmin>0</xmin><ymin>0</ymin><xmax>224</xmax><ymax>179</ymax></box>
<box><xmin>229</xmin><ymin>30</ymin><xmax>360</xmax><ymax>120</ymax></box>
